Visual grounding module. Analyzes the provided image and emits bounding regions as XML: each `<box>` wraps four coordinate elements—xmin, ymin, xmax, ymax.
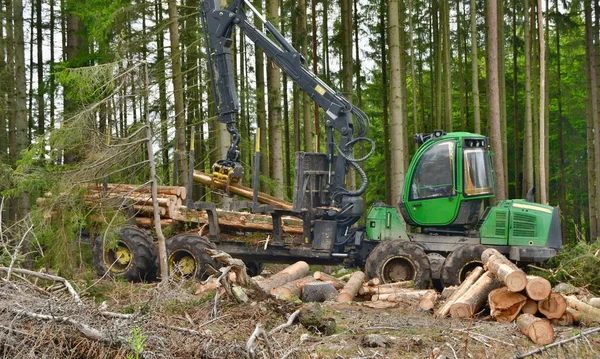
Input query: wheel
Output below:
<box><xmin>92</xmin><ymin>226</ymin><xmax>157</xmax><ymax>282</ymax></box>
<box><xmin>166</xmin><ymin>233</ymin><xmax>219</xmax><ymax>280</ymax></box>
<box><xmin>364</xmin><ymin>240</ymin><xmax>431</xmax><ymax>289</ymax></box>
<box><xmin>440</xmin><ymin>244</ymin><xmax>486</xmax><ymax>288</ymax></box>
<box><xmin>246</xmin><ymin>262</ymin><xmax>265</xmax><ymax>277</ymax></box>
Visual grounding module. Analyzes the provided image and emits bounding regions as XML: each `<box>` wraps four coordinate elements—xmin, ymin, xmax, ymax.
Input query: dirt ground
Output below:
<box><xmin>1</xmin><ymin>273</ymin><xmax>599</xmax><ymax>359</ymax></box>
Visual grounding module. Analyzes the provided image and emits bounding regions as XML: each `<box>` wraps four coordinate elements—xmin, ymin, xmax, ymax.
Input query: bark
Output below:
<box><xmin>36</xmin><ymin>0</ymin><xmax>44</xmax><ymax>136</ymax></box>
<box><xmin>498</xmin><ymin>1</ymin><xmax>508</xmax><ymax>195</ymax></box>
<box><xmin>589</xmin><ymin>298</ymin><xmax>600</xmax><ymax>309</ymax></box>
<box><xmin>257</xmin><ymin>261</ymin><xmax>310</xmax><ymax>292</ymax></box>
<box><xmin>517</xmin><ymin>314</ymin><xmax>554</xmax><ymax>345</ymax></box>
<box><xmin>372</xmin><ymin>289</ymin><xmax>435</xmax><ymax>302</ymax></box>
<box><xmin>488</xmin><ymin>287</ymin><xmax>527</xmax><ymax>323</ymax></box>
<box><xmin>523</xmin><ymin>0</ymin><xmax>534</xmax><ymax>197</ymax></box>
<box><xmin>565</xmin><ymin>295</ymin><xmax>600</xmax><ymax>320</ymax></box>
<box><xmin>270</xmin><ymin>276</ymin><xmax>316</xmax><ymax>300</ymax></box>
<box><xmin>311</xmin><ymin>0</ymin><xmax>320</xmax><ymax>151</ymax></box>
<box><xmin>537</xmin><ymin>0</ymin><xmax>547</xmax><ymax>203</ymax></box>
<box><xmin>525</xmin><ymin>275</ymin><xmax>552</xmax><ymax>301</ymax></box>
<box><xmin>299</xmin><ymin>0</ymin><xmax>312</xmax><ymax>151</ymax></box>
<box><xmin>337</xmin><ymin>271</ymin><xmax>366</xmax><ymax>302</ymax></box>
<box><xmin>168</xmin><ymin>0</ymin><xmax>187</xmax><ymax>188</ymax></box>
<box><xmin>441</xmin><ymin>0</ymin><xmax>452</xmax><ymax>131</ymax></box>
<box><xmin>482</xmin><ymin>249</ymin><xmax>527</xmax><ymax>292</ymax></box>
<box><xmin>586</xmin><ymin>0</ymin><xmax>600</xmax><ymax>241</ymax></box>
<box><xmin>566</xmin><ymin>307</ymin><xmax>600</xmax><ymax>324</ymax></box>
<box><xmin>379</xmin><ymin>0</ymin><xmax>391</xmax><ymax>203</ymax></box>
<box><xmin>254</xmin><ymin>0</ymin><xmax>269</xmax><ymax>193</ymax></box>
<box><xmin>486</xmin><ymin>0</ymin><xmax>506</xmax><ymax>200</ymax></box>
<box><xmin>193</xmin><ymin>170</ymin><xmax>293</xmax><ymax>210</ymax></box>
<box><xmin>538</xmin><ymin>292</ymin><xmax>567</xmax><ymax>319</ymax></box>
<box><xmin>267</xmin><ymin>0</ymin><xmax>283</xmax><ymax>199</ymax></box>
<box><xmin>449</xmin><ymin>271</ymin><xmax>501</xmax><ymax>319</ymax></box>
<box><xmin>313</xmin><ymin>271</ymin><xmax>345</xmax><ymax>289</ymax></box>
<box><xmin>435</xmin><ymin>266</ymin><xmax>485</xmax><ymax>318</ymax></box>
<box><xmin>301</xmin><ymin>282</ymin><xmax>338</xmax><ymax>302</ymax></box>
<box><xmin>555</xmin><ymin>1</ymin><xmax>566</xmax><ymax>243</ymax></box>
<box><xmin>155</xmin><ymin>3</ymin><xmax>170</xmax><ymax>183</ymax></box>
<box><xmin>470</xmin><ymin>0</ymin><xmax>481</xmax><ymax>133</ymax></box>
<box><xmin>408</xmin><ymin>0</ymin><xmax>418</xmax><ymax>136</ymax></box>
<box><xmin>512</xmin><ymin>0</ymin><xmax>520</xmax><ymax>198</ymax></box>
<box><xmin>388</xmin><ymin>0</ymin><xmax>407</xmax><ymax>208</ymax></box>
<box><xmin>456</xmin><ymin>0</ymin><xmax>465</xmax><ymax>130</ymax></box>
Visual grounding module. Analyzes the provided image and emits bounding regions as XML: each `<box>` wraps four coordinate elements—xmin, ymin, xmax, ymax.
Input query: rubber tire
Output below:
<box><xmin>246</xmin><ymin>262</ymin><xmax>265</xmax><ymax>277</ymax></box>
<box><xmin>92</xmin><ymin>226</ymin><xmax>157</xmax><ymax>282</ymax></box>
<box><xmin>364</xmin><ymin>240</ymin><xmax>431</xmax><ymax>289</ymax></box>
<box><xmin>166</xmin><ymin>233</ymin><xmax>219</xmax><ymax>280</ymax></box>
<box><xmin>440</xmin><ymin>244</ymin><xmax>487</xmax><ymax>288</ymax></box>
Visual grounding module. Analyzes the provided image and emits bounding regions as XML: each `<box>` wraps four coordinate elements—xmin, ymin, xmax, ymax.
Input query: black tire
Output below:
<box><xmin>246</xmin><ymin>262</ymin><xmax>265</xmax><ymax>277</ymax></box>
<box><xmin>166</xmin><ymin>233</ymin><xmax>219</xmax><ymax>280</ymax></box>
<box><xmin>92</xmin><ymin>226</ymin><xmax>157</xmax><ymax>282</ymax></box>
<box><xmin>440</xmin><ymin>244</ymin><xmax>486</xmax><ymax>288</ymax></box>
<box><xmin>364</xmin><ymin>240</ymin><xmax>431</xmax><ymax>289</ymax></box>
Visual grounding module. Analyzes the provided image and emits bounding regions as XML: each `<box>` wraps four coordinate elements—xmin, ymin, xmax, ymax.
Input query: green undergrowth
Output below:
<box><xmin>531</xmin><ymin>239</ymin><xmax>600</xmax><ymax>294</ymax></box>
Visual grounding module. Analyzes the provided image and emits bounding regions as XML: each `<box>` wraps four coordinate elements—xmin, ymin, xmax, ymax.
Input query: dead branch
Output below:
<box><xmin>515</xmin><ymin>326</ymin><xmax>600</xmax><ymax>358</ymax></box>
<box><xmin>0</xmin><ymin>267</ymin><xmax>84</xmax><ymax>306</ymax></box>
<box><xmin>246</xmin><ymin>323</ymin><xmax>273</xmax><ymax>359</ymax></box>
<box><xmin>269</xmin><ymin>309</ymin><xmax>301</xmax><ymax>335</ymax></box>
<box><xmin>10</xmin><ymin>308</ymin><xmax>120</xmax><ymax>344</ymax></box>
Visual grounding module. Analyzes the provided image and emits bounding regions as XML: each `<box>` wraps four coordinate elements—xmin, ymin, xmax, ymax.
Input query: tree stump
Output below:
<box><xmin>301</xmin><ymin>282</ymin><xmax>338</xmax><ymax>302</ymax></box>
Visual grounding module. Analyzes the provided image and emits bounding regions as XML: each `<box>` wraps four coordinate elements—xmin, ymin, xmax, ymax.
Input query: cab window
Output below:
<box><xmin>463</xmin><ymin>148</ymin><xmax>494</xmax><ymax>196</ymax></box>
<box><xmin>409</xmin><ymin>141</ymin><xmax>455</xmax><ymax>200</ymax></box>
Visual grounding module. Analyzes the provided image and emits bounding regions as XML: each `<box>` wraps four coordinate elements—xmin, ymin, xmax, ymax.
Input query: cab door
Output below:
<box><xmin>403</xmin><ymin>140</ymin><xmax>459</xmax><ymax>226</ymax></box>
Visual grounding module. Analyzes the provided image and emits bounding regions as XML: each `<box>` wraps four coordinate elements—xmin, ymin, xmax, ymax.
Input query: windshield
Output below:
<box><xmin>463</xmin><ymin>148</ymin><xmax>494</xmax><ymax>196</ymax></box>
<box><xmin>409</xmin><ymin>141</ymin><xmax>455</xmax><ymax>200</ymax></box>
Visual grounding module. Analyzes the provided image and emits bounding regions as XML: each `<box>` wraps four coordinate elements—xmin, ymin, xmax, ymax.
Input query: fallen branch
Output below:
<box><xmin>515</xmin><ymin>326</ymin><xmax>600</xmax><ymax>359</ymax></box>
<box><xmin>246</xmin><ymin>323</ymin><xmax>273</xmax><ymax>359</ymax></box>
<box><xmin>0</xmin><ymin>267</ymin><xmax>84</xmax><ymax>307</ymax></box>
<box><xmin>11</xmin><ymin>308</ymin><xmax>117</xmax><ymax>343</ymax></box>
<box><xmin>269</xmin><ymin>309</ymin><xmax>301</xmax><ymax>335</ymax></box>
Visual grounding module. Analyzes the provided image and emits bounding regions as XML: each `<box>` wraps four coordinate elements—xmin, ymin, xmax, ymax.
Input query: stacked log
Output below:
<box><xmin>82</xmin><ymin>182</ymin><xmax>304</xmax><ymax>234</ymax></box>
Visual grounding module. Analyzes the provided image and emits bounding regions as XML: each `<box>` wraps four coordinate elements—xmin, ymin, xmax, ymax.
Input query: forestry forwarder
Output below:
<box><xmin>91</xmin><ymin>0</ymin><xmax>561</xmax><ymax>289</ymax></box>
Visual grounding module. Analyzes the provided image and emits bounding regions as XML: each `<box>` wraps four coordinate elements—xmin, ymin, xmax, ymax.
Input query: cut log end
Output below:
<box><xmin>525</xmin><ymin>276</ymin><xmax>552</xmax><ymax>301</ymax></box>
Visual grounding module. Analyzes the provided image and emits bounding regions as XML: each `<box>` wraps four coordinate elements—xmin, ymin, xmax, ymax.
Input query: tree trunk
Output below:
<box><xmin>379</xmin><ymin>0</ymin><xmax>391</xmax><ymax>204</ymax></box>
<box><xmin>298</xmin><ymin>0</ymin><xmax>312</xmax><ymax>152</ymax></box>
<box><xmin>388</xmin><ymin>0</ymin><xmax>407</xmax><ymax>209</ymax></box>
<box><xmin>498</xmin><ymin>0</ymin><xmax>508</xmax><ymax>196</ymax></box>
<box><xmin>442</xmin><ymin>0</ymin><xmax>452</xmax><ymax>131</ymax></box>
<box><xmin>337</xmin><ymin>271</ymin><xmax>366</xmax><ymax>302</ymax></box>
<box><xmin>523</xmin><ymin>0</ymin><xmax>535</xmax><ymax>197</ymax></box>
<box><xmin>486</xmin><ymin>0</ymin><xmax>506</xmax><ymax>200</ymax></box>
<box><xmin>14</xmin><ymin>0</ymin><xmax>29</xmax><ymax>217</ymax></box>
<box><xmin>488</xmin><ymin>287</ymin><xmax>527</xmax><ymax>323</ymax></box>
<box><xmin>517</xmin><ymin>314</ymin><xmax>554</xmax><ymax>345</ymax></box>
<box><xmin>522</xmin><ymin>299</ymin><xmax>539</xmax><ymax>315</ymax></box>
<box><xmin>302</xmin><ymin>282</ymin><xmax>338</xmax><ymax>302</ymax></box>
<box><xmin>449</xmin><ymin>271</ymin><xmax>501</xmax><ymax>318</ymax></box>
<box><xmin>254</xmin><ymin>0</ymin><xmax>269</xmax><ymax>193</ymax></box>
<box><xmin>267</xmin><ymin>0</ymin><xmax>284</xmax><ymax>199</ymax></box>
<box><xmin>36</xmin><ymin>0</ymin><xmax>44</xmax><ymax>137</ymax></box>
<box><xmin>586</xmin><ymin>0</ymin><xmax>600</xmax><ymax>241</ymax></box>
<box><xmin>555</xmin><ymin>1</ymin><xmax>566</xmax><ymax>243</ymax></box>
<box><xmin>155</xmin><ymin>3</ymin><xmax>170</xmax><ymax>184</ymax></box>
<box><xmin>512</xmin><ymin>0</ymin><xmax>521</xmax><ymax>198</ymax></box>
<box><xmin>257</xmin><ymin>261</ymin><xmax>310</xmax><ymax>292</ymax></box>
<box><xmin>456</xmin><ymin>0</ymin><xmax>465</xmax><ymax>130</ymax></box>
<box><xmin>537</xmin><ymin>0</ymin><xmax>547</xmax><ymax>203</ymax></box>
<box><xmin>525</xmin><ymin>275</ymin><xmax>552</xmax><ymax>301</ymax></box>
<box><xmin>168</xmin><ymin>0</ymin><xmax>187</xmax><ymax>188</ymax></box>
<box><xmin>538</xmin><ymin>292</ymin><xmax>567</xmax><ymax>319</ymax></box>
<box><xmin>470</xmin><ymin>0</ymin><xmax>481</xmax><ymax>133</ymax></box>
<box><xmin>483</xmin><ymin>249</ymin><xmax>527</xmax><ymax>292</ymax></box>
<box><xmin>313</xmin><ymin>271</ymin><xmax>345</xmax><ymax>289</ymax></box>
<box><xmin>271</xmin><ymin>276</ymin><xmax>316</xmax><ymax>300</ymax></box>
<box><xmin>435</xmin><ymin>266</ymin><xmax>485</xmax><ymax>318</ymax></box>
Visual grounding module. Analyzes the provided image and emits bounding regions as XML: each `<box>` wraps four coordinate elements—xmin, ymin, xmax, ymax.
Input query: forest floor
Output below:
<box><xmin>0</xmin><ymin>267</ymin><xmax>599</xmax><ymax>359</ymax></box>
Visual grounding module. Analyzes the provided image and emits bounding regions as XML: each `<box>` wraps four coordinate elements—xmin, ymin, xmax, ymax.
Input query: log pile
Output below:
<box><xmin>433</xmin><ymin>248</ymin><xmax>600</xmax><ymax>346</ymax></box>
<box><xmin>81</xmin><ymin>182</ymin><xmax>304</xmax><ymax>235</ymax></box>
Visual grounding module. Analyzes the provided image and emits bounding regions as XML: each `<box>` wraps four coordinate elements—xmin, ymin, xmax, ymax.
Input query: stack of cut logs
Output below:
<box><xmin>84</xmin><ymin>183</ymin><xmax>187</xmax><ymax>228</ymax></box>
<box><xmin>434</xmin><ymin>248</ymin><xmax>600</xmax><ymax>345</ymax></box>
<box><xmin>82</xmin><ymin>183</ymin><xmax>304</xmax><ymax>234</ymax></box>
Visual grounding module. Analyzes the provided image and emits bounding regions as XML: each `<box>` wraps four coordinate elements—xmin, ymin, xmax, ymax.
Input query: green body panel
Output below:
<box><xmin>402</xmin><ymin>132</ymin><xmax>495</xmax><ymax>227</ymax></box>
<box><xmin>365</xmin><ymin>203</ymin><xmax>410</xmax><ymax>241</ymax></box>
<box><xmin>479</xmin><ymin>199</ymin><xmax>556</xmax><ymax>247</ymax></box>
